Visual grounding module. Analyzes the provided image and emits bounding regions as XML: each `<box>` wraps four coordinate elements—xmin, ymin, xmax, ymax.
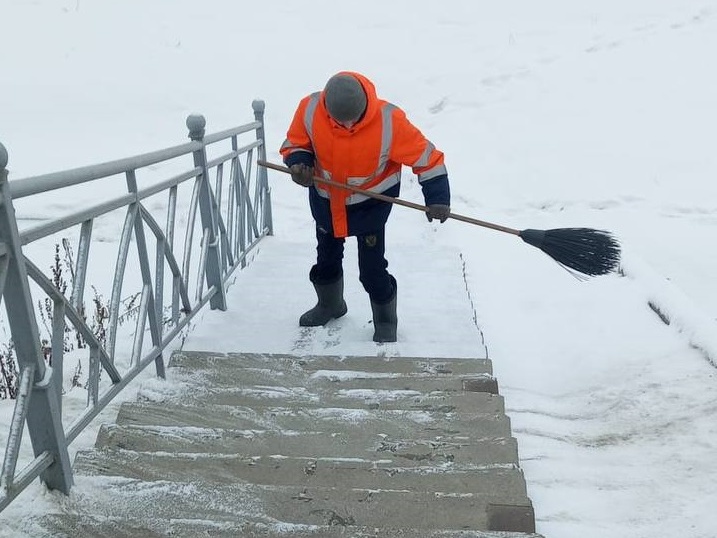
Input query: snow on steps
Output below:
<box><xmin>39</xmin><ymin>514</ymin><xmax>542</xmax><ymax>538</ymax></box>
<box><xmin>36</xmin><ymin>352</ymin><xmax>542</xmax><ymax>537</ymax></box>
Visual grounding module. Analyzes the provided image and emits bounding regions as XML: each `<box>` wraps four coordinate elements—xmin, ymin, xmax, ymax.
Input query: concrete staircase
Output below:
<box><xmin>38</xmin><ymin>352</ymin><xmax>543</xmax><ymax>537</ymax></box>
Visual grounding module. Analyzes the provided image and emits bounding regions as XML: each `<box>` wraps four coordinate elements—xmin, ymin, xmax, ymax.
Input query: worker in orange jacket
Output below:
<box><xmin>280</xmin><ymin>71</ymin><xmax>451</xmax><ymax>342</ymax></box>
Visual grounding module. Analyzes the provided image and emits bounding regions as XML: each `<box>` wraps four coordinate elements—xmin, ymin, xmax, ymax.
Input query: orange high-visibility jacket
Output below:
<box><xmin>280</xmin><ymin>72</ymin><xmax>447</xmax><ymax>238</ymax></box>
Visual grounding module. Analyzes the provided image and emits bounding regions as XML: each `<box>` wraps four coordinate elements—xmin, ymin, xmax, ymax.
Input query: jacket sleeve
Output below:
<box><xmin>389</xmin><ymin>107</ymin><xmax>450</xmax><ymax>206</ymax></box>
<box><xmin>279</xmin><ymin>96</ymin><xmax>316</xmax><ymax>168</ymax></box>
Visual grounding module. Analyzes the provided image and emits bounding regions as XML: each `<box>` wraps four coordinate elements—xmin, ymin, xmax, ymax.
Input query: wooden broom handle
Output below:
<box><xmin>257</xmin><ymin>160</ymin><xmax>520</xmax><ymax>236</ymax></box>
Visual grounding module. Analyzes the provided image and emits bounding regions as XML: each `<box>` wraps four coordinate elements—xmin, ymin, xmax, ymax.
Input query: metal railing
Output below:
<box><xmin>0</xmin><ymin>101</ymin><xmax>273</xmax><ymax>512</ymax></box>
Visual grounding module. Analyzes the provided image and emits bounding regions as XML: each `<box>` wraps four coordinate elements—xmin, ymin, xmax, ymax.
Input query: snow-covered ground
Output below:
<box><xmin>2</xmin><ymin>1</ymin><xmax>717</xmax><ymax>536</ymax></box>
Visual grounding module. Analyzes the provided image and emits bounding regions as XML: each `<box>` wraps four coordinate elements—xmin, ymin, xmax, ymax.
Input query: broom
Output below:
<box><xmin>258</xmin><ymin>160</ymin><xmax>621</xmax><ymax>278</ymax></box>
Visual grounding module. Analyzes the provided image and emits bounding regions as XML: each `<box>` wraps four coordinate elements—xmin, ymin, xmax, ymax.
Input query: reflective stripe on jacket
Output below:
<box><xmin>280</xmin><ymin>71</ymin><xmax>447</xmax><ymax>238</ymax></box>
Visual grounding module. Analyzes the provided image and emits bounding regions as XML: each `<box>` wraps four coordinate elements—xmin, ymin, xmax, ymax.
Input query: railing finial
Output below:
<box><xmin>186</xmin><ymin>114</ymin><xmax>206</xmax><ymax>141</ymax></box>
<box><xmin>0</xmin><ymin>142</ymin><xmax>8</xmax><ymax>171</ymax></box>
<box><xmin>252</xmin><ymin>100</ymin><xmax>265</xmax><ymax>114</ymax></box>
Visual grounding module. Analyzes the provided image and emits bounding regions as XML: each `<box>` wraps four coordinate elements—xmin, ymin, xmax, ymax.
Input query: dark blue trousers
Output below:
<box><xmin>311</xmin><ymin>226</ymin><xmax>395</xmax><ymax>304</ymax></box>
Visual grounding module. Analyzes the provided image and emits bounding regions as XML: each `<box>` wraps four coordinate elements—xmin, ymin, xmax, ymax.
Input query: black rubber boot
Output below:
<box><xmin>370</xmin><ymin>279</ymin><xmax>397</xmax><ymax>343</ymax></box>
<box><xmin>299</xmin><ymin>274</ymin><xmax>348</xmax><ymax>327</ymax></box>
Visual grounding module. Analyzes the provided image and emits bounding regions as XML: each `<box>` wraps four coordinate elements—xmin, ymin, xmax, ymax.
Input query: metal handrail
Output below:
<box><xmin>8</xmin><ymin>142</ymin><xmax>201</xmax><ymax>200</ymax></box>
<box><xmin>0</xmin><ymin>101</ymin><xmax>273</xmax><ymax>512</ymax></box>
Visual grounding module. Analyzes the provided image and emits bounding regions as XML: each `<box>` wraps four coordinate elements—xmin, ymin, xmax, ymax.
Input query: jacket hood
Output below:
<box><xmin>321</xmin><ymin>71</ymin><xmax>380</xmax><ymax>130</ymax></box>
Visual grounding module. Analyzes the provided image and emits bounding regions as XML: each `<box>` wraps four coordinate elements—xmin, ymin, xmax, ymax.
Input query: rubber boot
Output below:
<box><xmin>370</xmin><ymin>281</ymin><xmax>397</xmax><ymax>343</ymax></box>
<box><xmin>299</xmin><ymin>274</ymin><xmax>348</xmax><ymax>327</ymax></box>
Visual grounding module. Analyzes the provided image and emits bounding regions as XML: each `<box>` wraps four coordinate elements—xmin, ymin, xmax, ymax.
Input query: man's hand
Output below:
<box><xmin>290</xmin><ymin>164</ymin><xmax>314</xmax><ymax>187</ymax></box>
<box><xmin>426</xmin><ymin>204</ymin><xmax>450</xmax><ymax>223</ymax></box>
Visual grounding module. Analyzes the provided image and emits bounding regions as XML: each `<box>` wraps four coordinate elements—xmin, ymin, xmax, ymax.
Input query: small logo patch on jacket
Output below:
<box><xmin>364</xmin><ymin>235</ymin><xmax>377</xmax><ymax>247</ymax></box>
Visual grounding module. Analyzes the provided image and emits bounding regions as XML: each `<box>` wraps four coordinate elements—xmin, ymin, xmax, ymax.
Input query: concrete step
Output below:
<box><xmin>74</xmin><ymin>448</ymin><xmax>528</xmax><ymax>496</ymax></box>
<box><xmin>115</xmin><ymin>401</ymin><xmax>509</xmax><ymax>438</ymax></box>
<box><xmin>95</xmin><ymin>424</ymin><xmax>519</xmax><ymax>465</ymax></box>
<box><xmin>63</xmin><ymin>476</ymin><xmax>536</xmax><ymax>533</ymax></box>
<box><xmin>169</xmin><ymin>351</ymin><xmax>494</xmax><ymax>376</ymax></box>
<box><xmin>169</xmin><ymin>364</ymin><xmax>498</xmax><ymax>397</ymax></box>
<box><xmin>162</xmin><ymin>384</ymin><xmax>505</xmax><ymax>410</ymax></box>
<box><xmin>36</xmin><ymin>513</ymin><xmax>544</xmax><ymax>538</ymax></box>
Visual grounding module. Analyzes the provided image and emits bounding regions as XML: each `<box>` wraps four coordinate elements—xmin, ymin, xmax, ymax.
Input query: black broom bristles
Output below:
<box><xmin>519</xmin><ymin>228</ymin><xmax>621</xmax><ymax>277</ymax></box>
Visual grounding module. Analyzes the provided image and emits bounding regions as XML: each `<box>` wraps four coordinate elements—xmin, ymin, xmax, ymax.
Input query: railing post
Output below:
<box><xmin>186</xmin><ymin>115</ymin><xmax>227</xmax><ymax>310</ymax></box>
<box><xmin>252</xmin><ymin>100</ymin><xmax>273</xmax><ymax>236</ymax></box>
<box><xmin>125</xmin><ymin>170</ymin><xmax>165</xmax><ymax>379</ymax></box>
<box><xmin>0</xmin><ymin>143</ymin><xmax>73</xmax><ymax>495</ymax></box>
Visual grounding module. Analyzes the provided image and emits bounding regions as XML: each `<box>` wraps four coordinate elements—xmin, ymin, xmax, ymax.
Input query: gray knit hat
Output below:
<box><xmin>324</xmin><ymin>74</ymin><xmax>367</xmax><ymax>122</ymax></box>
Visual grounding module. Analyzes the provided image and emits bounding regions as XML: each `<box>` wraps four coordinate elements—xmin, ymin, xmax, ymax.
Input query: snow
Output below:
<box><xmin>309</xmin><ymin>371</ymin><xmax>402</xmax><ymax>380</ymax></box>
<box><xmin>2</xmin><ymin>1</ymin><xmax>717</xmax><ymax>537</ymax></box>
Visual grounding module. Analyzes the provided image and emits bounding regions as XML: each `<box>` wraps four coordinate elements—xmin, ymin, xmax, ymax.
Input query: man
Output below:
<box><xmin>280</xmin><ymin>71</ymin><xmax>450</xmax><ymax>343</ymax></box>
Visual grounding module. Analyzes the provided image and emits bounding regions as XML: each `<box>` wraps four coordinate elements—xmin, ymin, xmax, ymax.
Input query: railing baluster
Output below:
<box><xmin>70</xmin><ymin>220</ymin><xmax>93</xmax><ymax>314</ymax></box>
<box><xmin>1</xmin><ymin>365</ymin><xmax>35</xmax><ymax>491</ymax></box>
<box><xmin>182</xmin><ymin>178</ymin><xmax>200</xmax><ymax>293</ymax></box>
<box><xmin>107</xmin><ymin>206</ymin><xmax>137</xmax><ymax>362</ymax></box>
<box><xmin>0</xmin><ymin>253</ymin><xmax>9</xmax><ymax>306</ymax></box>
<box><xmin>51</xmin><ymin>299</ymin><xmax>65</xmax><ymax>412</ymax></box>
<box><xmin>215</xmin><ymin>163</ymin><xmax>224</xmax><ymax>218</ymax></box>
<box><xmin>131</xmin><ymin>285</ymin><xmax>150</xmax><ymax>368</ymax></box>
<box><xmin>215</xmin><ymin>163</ymin><xmax>228</xmax><ymax>271</ymax></box>
<box><xmin>166</xmin><ymin>185</ymin><xmax>178</xmax><ymax>248</ymax></box>
<box><xmin>237</xmin><ymin>157</ymin><xmax>261</xmax><ymax>242</ymax></box>
<box><xmin>155</xmin><ymin>234</ymin><xmax>166</xmax><ymax>339</ymax></box>
<box><xmin>172</xmin><ymin>275</ymin><xmax>181</xmax><ymax>326</ymax></box>
<box><xmin>166</xmin><ymin>185</ymin><xmax>179</xmax><ymax>325</ymax></box>
<box><xmin>248</xmin><ymin>150</ymin><xmax>261</xmax><ymax>239</ymax></box>
<box><xmin>234</xmin><ymin>157</ymin><xmax>247</xmax><ymax>267</ymax></box>
<box><xmin>195</xmin><ymin>228</ymin><xmax>211</xmax><ymax>303</ymax></box>
<box><xmin>228</xmin><ymin>137</ymin><xmax>238</xmax><ymax>259</ymax></box>
<box><xmin>87</xmin><ymin>345</ymin><xmax>100</xmax><ymax>407</ymax></box>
